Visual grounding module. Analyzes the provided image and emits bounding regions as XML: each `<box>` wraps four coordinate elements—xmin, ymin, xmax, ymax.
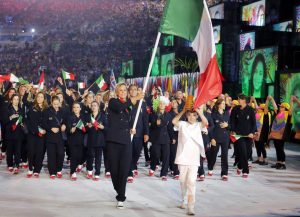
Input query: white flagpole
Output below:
<box><xmin>131</xmin><ymin>32</ymin><xmax>161</xmax><ymax>141</ymax></box>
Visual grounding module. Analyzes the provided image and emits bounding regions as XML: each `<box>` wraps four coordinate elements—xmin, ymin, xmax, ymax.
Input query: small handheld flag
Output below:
<box><xmin>78</xmin><ymin>82</ymin><xmax>86</xmax><ymax>89</ymax></box>
<box><xmin>95</xmin><ymin>75</ymin><xmax>108</xmax><ymax>91</ymax></box>
<box><xmin>38</xmin><ymin>126</ymin><xmax>44</xmax><ymax>137</ymax></box>
<box><xmin>76</xmin><ymin>119</ymin><xmax>86</xmax><ymax>132</ymax></box>
<box><xmin>62</xmin><ymin>70</ymin><xmax>75</xmax><ymax>81</ymax></box>
<box><xmin>12</xmin><ymin>116</ymin><xmax>22</xmax><ymax>131</ymax></box>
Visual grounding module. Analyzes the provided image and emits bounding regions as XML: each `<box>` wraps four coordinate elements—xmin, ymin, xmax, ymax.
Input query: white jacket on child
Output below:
<box><xmin>174</xmin><ymin>121</ymin><xmax>206</xmax><ymax>166</ymax></box>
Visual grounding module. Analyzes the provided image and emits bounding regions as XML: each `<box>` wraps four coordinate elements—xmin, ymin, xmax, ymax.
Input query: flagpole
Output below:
<box><xmin>86</xmin><ymin>80</ymin><xmax>96</xmax><ymax>91</ymax></box>
<box><xmin>131</xmin><ymin>32</ymin><xmax>161</xmax><ymax>141</ymax></box>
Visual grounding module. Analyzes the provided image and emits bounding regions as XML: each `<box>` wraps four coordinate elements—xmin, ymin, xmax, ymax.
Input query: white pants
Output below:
<box><xmin>178</xmin><ymin>165</ymin><xmax>198</xmax><ymax>208</ymax></box>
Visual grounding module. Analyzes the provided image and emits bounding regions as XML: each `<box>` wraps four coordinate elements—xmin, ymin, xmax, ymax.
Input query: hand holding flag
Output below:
<box><xmin>12</xmin><ymin>115</ymin><xmax>23</xmax><ymax>131</ymax></box>
<box><xmin>76</xmin><ymin>119</ymin><xmax>86</xmax><ymax>133</ymax></box>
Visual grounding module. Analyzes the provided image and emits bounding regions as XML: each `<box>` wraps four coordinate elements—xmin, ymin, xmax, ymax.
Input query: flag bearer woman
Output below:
<box><xmin>106</xmin><ymin>83</ymin><xmax>143</xmax><ymax>209</ymax></box>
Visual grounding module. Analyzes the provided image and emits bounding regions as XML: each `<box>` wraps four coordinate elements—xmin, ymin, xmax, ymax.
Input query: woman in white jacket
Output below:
<box><xmin>172</xmin><ymin>105</ymin><xmax>208</xmax><ymax>216</ymax></box>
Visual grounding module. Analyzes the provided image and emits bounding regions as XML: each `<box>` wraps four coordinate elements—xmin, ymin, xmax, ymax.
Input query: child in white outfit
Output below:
<box><xmin>172</xmin><ymin>106</ymin><xmax>208</xmax><ymax>216</ymax></box>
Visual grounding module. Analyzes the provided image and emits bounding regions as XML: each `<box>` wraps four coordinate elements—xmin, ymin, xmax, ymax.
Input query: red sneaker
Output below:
<box><xmin>105</xmin><ymin>172</ymin><xmax>111</xmax><ymax>178</ymax></box>
<box><xmin>93</xmin><ymin>176</ymin><xmax>100</xmax><ymax>181</ymax></box>
<box><xmin>50</xmin><ymin>175</ymin><xmax>56</xmax><ymax>179</ymax></box>
<box><xmin>149</xmin><ymin>170</ymin><xmax>154</xmax><ymax>177</ymax></box>
<box><xmin>162</xmin><ymin>176</ymin><xmax>168</xmax><ymax>181</ymax></box>
<box><xmin>70</xmin><ymin>173</ymin><xmax>77</xmax><ymax>181</ymax></box>
<box><xmin>197</xmin><ymin>175</ymin><xmax>205</xmax><ymax>181</ymax></box>
<box><xmin>22</xmin><ymin>163</ymin><xmax>28</xmax><ymax>169</ymax></box>
<box><xmin>57</xmin><ymin>172</ymin><xmax>62</xmax><ymax>179</ymax></box>
<box><xmin>133</xmin><ymin>170</ymin><xmax>138</xmax><ymax>177</ymax></box>
<box><xmin>86</xmin><ymin>172</ymin><xmax>93</xmax><ymax>179</ymax></box>
<box><xmin>127</xmin><ymin>176</ymin><xmax>134</xmax><ymax>183</ymax></box>
<box><xmin>236</xmin><ymin>169</ymin><xmax>241</xmax><ymax>175</ymax></box>
<box><xmin>33</xmin><ymin>173</ymin><xmax>39</xmax><ymax>178</ymax></box>
<box><xmin>174</xmin><ymin>175</ymin><xmax>179</xmax><ymax>180</ymax></box>
<box><xmin>13</xmin><ymin>168</ymin><xmax>19</xmax><ymax>174</ymax></box>
<box><xmin>242</xmin><ymin>173</ymin><xmax>248</xmax><ymax>178</ymax></box>
<box><xmin>27</xmin><ymin>171</ymin><xmax>33</xmax><ymax>178</ymax></box>
<box><xmin>8</xmin><ymin>167</ymin><xmax>14</xmax><ymax>173</ymax></box>
<box><xmin>207</xmin><ymin>171</ymin><xmax>213</xmax><ymax>176</ymax></box>
<box><xmin>221</xmin><ymin>175</ymin><xmax>228</xmax><ymax>181</ymax></box>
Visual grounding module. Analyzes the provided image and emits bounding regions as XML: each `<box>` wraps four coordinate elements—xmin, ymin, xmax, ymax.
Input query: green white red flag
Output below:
<box><xmin>159</xmin><ymin>0</ymin><xmax>222</xmax><ymax>107</ymax></box>
<box><xmin>95</xmin><ymin>75</ymin><xmax>107</xmax><ymax>91</ymax></box>
<box><xmin>76</xmin><ymin>119</ymin><xmax>86</xmax><ymax>132</ymax></box>
<box><xmin>62</xmin><ymin>70</ymin><xmax>75</xmax><ymax>80</ymax></box>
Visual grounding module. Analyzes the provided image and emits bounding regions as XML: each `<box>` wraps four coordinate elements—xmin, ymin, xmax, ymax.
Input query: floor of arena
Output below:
<box><xmin>0</xmin><ymin>143</ymin><xmax>300</xmax><ymax>217</ymax></box>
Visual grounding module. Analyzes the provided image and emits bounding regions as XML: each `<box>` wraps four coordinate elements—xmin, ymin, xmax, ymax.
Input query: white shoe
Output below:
<box><xmin>187</xmin><ymin>207</ymin><xmax>195</xmax><ymax>215</ymax></box>
<box><xmin>116</xmin><ymin>201</ymin><xmax>124</xmax><ymax>209</ymax></box>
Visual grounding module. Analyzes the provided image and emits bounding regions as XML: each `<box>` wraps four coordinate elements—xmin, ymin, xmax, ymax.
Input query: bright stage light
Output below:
<box><xmin>31</xmin><ymin>28</ymin><xmax>35</xmax><ymax>33</ymax></box>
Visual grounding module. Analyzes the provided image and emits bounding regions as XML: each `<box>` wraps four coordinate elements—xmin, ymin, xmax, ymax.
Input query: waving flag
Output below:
<box><xmin>78</xmin><ymin>82</ymin><xmax>86</xmax><ymax>89</ymax></box>
<box><xmin>160</xmin><ymin>0</ymin><xmax>222</xmax><ymax>107</ymax></box>
<box><xmin>95</xmin><ymin>75</ymin><xmax>108</xmax><ymax>91</ymax></box>
<box><xmin>0</xmin><ymin>73</ymin><xmax>19</xmax><ymax>83</ymax></box>
<box><xmin>38</xmin><ymin>71</ymin><xmax>45</xmax><ymax>90</ymax></box>
<box><xmin>62</xmin><ymin>70</ymin><xmax>75</xmax><ymax>80</ymax></box>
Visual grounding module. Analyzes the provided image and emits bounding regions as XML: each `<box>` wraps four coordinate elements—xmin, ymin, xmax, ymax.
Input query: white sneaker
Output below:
<box><xmin>187</xmin><ymin>207</ymin><xmax>195</xmax><ymax>215</ymax></box>
<box><xmin>116</xmin><ymin>201</ymin><xmax>124</xmax><ymax>209</ymax></box>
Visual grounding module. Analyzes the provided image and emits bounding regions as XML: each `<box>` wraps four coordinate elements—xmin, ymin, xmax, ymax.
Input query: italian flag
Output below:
<box><xmin>160</xmin><ymin>0</ymin><xmax>222</xmax><ymax>107</ymax></box>
<box><xmin>0</xmin><ymin>73</ymin><xmax>19</xmax><ymax>83</ymax></box>
<box><xmin>95</xmin><ymin>75</ymin><xmax>108</xmax><ymax>91</ymax></box>
<box><xmin>76</xmin><ymin>119</ymin><xmax>86</xmax><ymax>132</ymax></box>
<box><xmin>78</xmin><ymin>82</ymin><xmax>86</xmax><ymax>89</ymax></box>
<box><xmin>62</xmin><ymin>70</ymin><xmax>75</xmax><ymax>80</ymax></box>
<box><xmin>91</xmin><ymin>115</ymin><xmax>99</xmax><ymax>129</ymax></box>
<box><xmin>38</xmin><ymin>71</ymin><xmax>45</xmax><ymax>91</ymax></box>
<box><xmin>38</xmin><ymin>126</ymin><xmax>44</xmax><ymax>137</ymax></box>
<box><xmin>12</xmin><ymin>116</ymin><xmax>22</xmax><ymax>131</ymax></box>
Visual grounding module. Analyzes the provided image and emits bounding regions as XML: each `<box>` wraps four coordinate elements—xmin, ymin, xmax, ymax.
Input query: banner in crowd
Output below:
<box><xmin>239</xmin><ymin>46</ymin><xmax>278</xmax><ymax>98</ymax></box>
<box><xmin>125</xmin><ymin>72</ymin><xmax>200</xmax><ymax>97</ymax></box>
<box><xmin>280</xmin><ymin>72</ymin><xmax>300</xmax><ymax>139</ymax></box>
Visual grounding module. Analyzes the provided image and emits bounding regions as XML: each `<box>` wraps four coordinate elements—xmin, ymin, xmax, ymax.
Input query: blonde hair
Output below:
<box><xmin>115</xmin><ymin>83</ymin><xmax>127</xmax><ymax>97</ymax></box>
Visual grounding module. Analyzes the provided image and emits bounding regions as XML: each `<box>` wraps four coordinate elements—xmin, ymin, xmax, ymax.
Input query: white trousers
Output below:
<box><xmin>178</xmin><ymin>165</ymin><xmax>198</xmax><ymax>208</ymax></box>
